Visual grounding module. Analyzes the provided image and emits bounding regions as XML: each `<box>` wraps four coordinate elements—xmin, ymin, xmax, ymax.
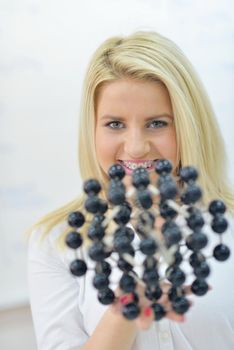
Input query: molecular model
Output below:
<box><xmin>65</xmin><ymin>160</ymin><xmax>231</xmax><ymax>321</ymax></box>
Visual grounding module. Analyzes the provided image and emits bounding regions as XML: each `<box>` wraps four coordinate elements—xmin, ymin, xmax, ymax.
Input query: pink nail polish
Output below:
<box><xmin>119</xmin><ymin>293</ymin><xmax>134</xmax><ymax>305</ymax></box>
<box><xmin>144</xmin><ymin>306</ymin><xmax>152</xmax><ymax>317</ymax></box>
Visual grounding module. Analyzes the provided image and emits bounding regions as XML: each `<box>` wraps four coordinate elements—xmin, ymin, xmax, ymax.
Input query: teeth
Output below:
<box><xmin>122</xmin><ymin>161</ymin><xmax>153</xmax><ymax>170</ymax></box>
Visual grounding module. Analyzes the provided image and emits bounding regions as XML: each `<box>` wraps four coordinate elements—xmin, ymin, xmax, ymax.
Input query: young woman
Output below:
<box><xmin>28</xmin><ymin>31</ymin><xmax>234</xmax><ymax>350</ymax></box>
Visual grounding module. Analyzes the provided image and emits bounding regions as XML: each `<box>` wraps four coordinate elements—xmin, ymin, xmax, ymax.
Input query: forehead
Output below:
<box><xmin>96</xmin><ymin>79</ymin><xmax>173</xmax><ymax>116</ymax></box>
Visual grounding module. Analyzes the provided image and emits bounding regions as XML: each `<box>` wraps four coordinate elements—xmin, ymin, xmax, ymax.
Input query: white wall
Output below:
<box><xmin>0</xmin><ymin>0</ymin><xmax>233</xmax><ymax>309</ymax></box>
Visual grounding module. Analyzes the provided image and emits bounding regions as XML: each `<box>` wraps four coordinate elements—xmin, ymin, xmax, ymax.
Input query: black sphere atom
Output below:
<box><xmin>132</xmin><ymin>167</ymin><xmax>150</xmax><ymax>189</ymax></box>
<box><xmin>98</xmin><ymin>288</ymin><xmax>115</xmax><ymax>305</ymax></box>
<box><xmin>161</xmin><ymin>184</ymin><xmax>178</xmax><ymax>202</ymax></box>
<box><xmin>137</xmin><ymin>189</ymin><xmax>153</xmax><ymax>209</ymax></box>
<box><xmin>172</xmin><ymin>251</ymin><xmax>183</xmax><ymax>266</ymax></box>
<box><xmin>194</xmin><ymin>261</ymin><xmax>210</xmax><ymax>279</ymax></box>
<box><xmin>122</xmin><ymin>303</ymin><xmax>140</xmax><ymax>320</ymax></box>
<box><xmin>155</xmin><ymin>159</ymin><xmax>173</xmax><ymax>175</ymax></box>
<box><xmin>143</xmin><ymin>268</ymin><xmax>159</xmax><ymax>286</ymax></box>
<box><xmin>88</xmin><ymin>224</ymin><xmax>105</xmax><ymax>241</ymax></box>
<box><xmin>213</xmin><ymin>244</ymin><xmax>230</xmax><ymax>261</ymax></box>
<box><xmin>179</xmin><ymin>166</ymin><xmax>198</xmax><ymax>183</ymax></box>
<box><xmin>88</xmin><ymin>242</ymin><xmax>110</xmax><ymax>262</ymax></box>
<box><xmin>85</xmin><ymin>196</ymin><xmax>102</xmax><ymax>214</ymax></box>
<box><xmin>68</xmin><ymin>211</ymin><xmax>85</xmax><ymax>228</ymax></box>
<box><xmin>151</xmin><ymin>303</ymin><xmax>166</xmax><ymax>321</ymax></box>
<box><xmin>66</xmin><ymin>231</ymin><xmax>83</xmax><ymax>249</ymax></box>
<box><xmin>98</xmin><ymin>199</ymin><xmax>108</xmax><ymax>214</ymax></box>
<box><xmin>187</xmin><ymin>211</ymin><xmax>205</xmax><ymax>231</ymax></box>
<box><xmin>83</xmin><ymin>179</ymin><xmax>101</xmax><ymax>195</ymax></box>
<box><xmin>189</xmin><ymin>252</ymin><xmax>205</xmax><ymax>268</ymax></box>
<box><xmin>181</xmin><ymin>185</ymin><xmax>202</xmax><ymax>204</ymax></box>
<box><xmin>114</xmin><ymin>226</ymin><xmax>134</xmax><ymax>242</ymax></box>
<box><xmin>119</xmin><ymin>273</ymin><xmax>137</xmax><ymax>293</ymax></box>
<box><xmin>191</xmin><ymin>279</ymin><xmax>209</xmax><ymax>296</ymax></box>
<box><xmin>95</xmin><ymin>261</ymin><xmax>112</xmax><ymax>276</ymax></box>
<box><xmin>93</xmin><ymin>273</ymin><xmax>109</xmax><ymax>291</ymax></box>
<box><xmin>172</xmin><ymin>296</ymin><xmax>190</xmax><ymax>314</ymax></box>
<box><xmin>70</xmin><ymin>259</ymin><xmax>87</xmax><ymax>277</ymax></box>
<box><xmin>211</xmin><ymin>215</ymin><xmax>228</xmax><ymax>234</ymax></box>
<box><xmin>160</xmin><ymin>202</ymin><xmax>177</xmax><ymax>219</ymax></box>
<box><xmin>113</xmin><ymin>235</ymin><xmax>132</xmax><ymax>254</ymax></box>
<box><xmin>162</xmin><ymin>221</ymin><xmax>182</xmax><ymax>247</ymax></box>
<box><xmin>209</xmin><ymin>200</ymin><xmax>226</xmax><ymax>215</ymax></box>
<box><xmin>140</xmin><ymin>238</ymin><xmax>157</xmax><ymax>256</ymax></box>
<box><xmin>186</xmin><ymin>232</ymin><xmax>208</xmax><ymax>251</ymax></box>
<box><xmin>117</xmin><ymin>258</ymin><xmax>133</xmax><ymax>273</ymax></box>
<box><xmin>145</xmin><ymin>285</ymin><xmax>162</xmax><ymax>301</ymax></box>
<box><xmin>168</xmin><ymin>286</ymin><xmax>185</xmax><ymax>302</ymax></box>
<box><xmin>108</xmin><ymin>163</ymin><xmax>125</xmax><ymax>180</ymax></box>
<box><xmin>108</xmin><ymin>180</ymin><xmax>126</xmax><ymax>205</ymax></box>
<box><xmin>114</xmin><ymin>204</ymin><xmax>131</xmax><ymax>225</ymax></box>
<box><xmin>167</xmin><ymin>267</ymin><xmax>186</xmax><ymax>287</ymax></box>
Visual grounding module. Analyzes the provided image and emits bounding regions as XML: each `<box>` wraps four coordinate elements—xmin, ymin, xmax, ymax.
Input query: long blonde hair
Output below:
<box><xmin>26</xmin><ymin>31</ymin><xmax>234</xmax><ymax>245</ymax></box>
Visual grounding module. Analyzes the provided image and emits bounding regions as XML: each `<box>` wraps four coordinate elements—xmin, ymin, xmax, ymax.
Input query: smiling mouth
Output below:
<box><xmin>118</xmin><ymin>160</ymin><xmax>158</xmax><ymax>170</ymax></box>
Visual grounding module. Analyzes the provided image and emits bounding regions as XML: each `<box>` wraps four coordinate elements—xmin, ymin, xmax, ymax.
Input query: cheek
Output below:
<box><xmin>95</xmin><ymin>129</ymin><xmax>118</xmax><ymax>169</ymax></box>
<box><xmin>164</xmin><ymin>130</ymin><xmax>177</xmax><ymax>151</ymax></box>
<box><xmin>153</xmin><ymin>130</ymin><xmax>178</xmax><ymax>162</ymax></box>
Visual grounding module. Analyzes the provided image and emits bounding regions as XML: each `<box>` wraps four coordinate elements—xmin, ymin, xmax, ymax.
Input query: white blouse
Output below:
<box><xmin>28</xmin><ymin>215</ymin><xmax>234</xmax><ymax>350</ymax></box>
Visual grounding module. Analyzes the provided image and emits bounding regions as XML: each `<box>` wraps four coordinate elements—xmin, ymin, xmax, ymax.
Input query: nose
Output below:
<box><xmin>123</xmin><ymin>128</ymin><xmax>150</xmax><ymax>159</ymax></box>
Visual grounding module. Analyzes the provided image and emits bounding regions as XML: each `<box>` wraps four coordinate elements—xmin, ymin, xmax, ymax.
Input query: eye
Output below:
<box><xmin>106</xmin><ymin>121</ymin><xmax>124</xmax><ymax>129</ymax></box>
<box><xmin>147</xmin><ymin>120</ymin><xmax>168</xmax><ymax>129</ymax></box>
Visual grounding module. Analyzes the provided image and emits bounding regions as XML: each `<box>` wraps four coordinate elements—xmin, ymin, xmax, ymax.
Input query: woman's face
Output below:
<box><xmin>95</xmin><ymin>78</ymin><xmax>178</xmax><ymax>188</ymax></box>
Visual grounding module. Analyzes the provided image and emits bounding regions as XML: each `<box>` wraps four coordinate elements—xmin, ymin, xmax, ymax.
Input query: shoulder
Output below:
<box><xmin>226</xmin><ymin>213</ymin><xmax>234</xmax><ymax>240</ymax></box>
<box><xmin>28</xmin><ymin>221</ymin><xmax>74</xmax><ymax>267</ymax></box>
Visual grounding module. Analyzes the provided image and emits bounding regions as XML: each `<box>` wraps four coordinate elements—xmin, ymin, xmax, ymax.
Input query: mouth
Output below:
<box><xmin>118</xmin><ymin>159</ymin><xmax>158</xmax><ymax>174</ymax></box>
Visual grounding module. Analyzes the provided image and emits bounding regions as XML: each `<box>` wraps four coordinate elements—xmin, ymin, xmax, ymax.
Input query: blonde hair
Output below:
<box><xmin>26</xmin><ymin>31</ymin><xmax>234</xmax><ymax>245</ymax></box>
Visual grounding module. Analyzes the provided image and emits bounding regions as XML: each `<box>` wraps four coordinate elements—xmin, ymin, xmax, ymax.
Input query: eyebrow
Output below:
<box><xmin>100</xmin><ymin>114</ymin><xmax>173</xmax><ymax>121</ymax></box>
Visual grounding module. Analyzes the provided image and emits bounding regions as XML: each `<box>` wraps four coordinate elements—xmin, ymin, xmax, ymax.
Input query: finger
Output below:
<box><xmin>110</xmin><ymin>301</ymin><xmax>122</xmax><ymax>315</ymax></box>
<box><xmin>183</xmin><ymin>285</ymin><xmax>193</xmax><ymax>295</ymax></box>
<box><xmin>135</xmin><ymin>306</ymin><xmax>154</xmax><ymax>330</ymax></box>
<box><xmin>111</xmin><ymin>292</ymin><xmax>139</xmax><ymax>315</ymax></box>
<box><xmin>166</xmin><ymin>310</ymin><xmax>186</xmax><ymax>323</ymax></box>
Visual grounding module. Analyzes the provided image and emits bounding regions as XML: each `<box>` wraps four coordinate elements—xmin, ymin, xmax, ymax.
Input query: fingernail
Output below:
<box><xmin>119</xmin><ymin>293</ymin><xmax>134</xmax><ymax>305</ymax></box>
<box><xmin>143</xmin><ymin>306</ymin><xmax>153</xmax><ymax>317</ymax></box>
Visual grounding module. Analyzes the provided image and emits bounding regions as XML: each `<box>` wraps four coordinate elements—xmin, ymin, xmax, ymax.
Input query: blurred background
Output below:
<box><xmin>0</xmin><ymin>0</ymin><xmax>233</xmax><ymax>348</ymax></box>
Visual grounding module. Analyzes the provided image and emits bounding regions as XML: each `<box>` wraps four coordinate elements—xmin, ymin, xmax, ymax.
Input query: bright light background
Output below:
<box><xmin>0</xmin><ymin>0</ymin><xmax>233</xmax><ymax>309</ymax></box>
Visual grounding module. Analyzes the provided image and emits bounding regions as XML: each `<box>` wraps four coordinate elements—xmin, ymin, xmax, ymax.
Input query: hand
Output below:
<box><xmin>111</xmin><ymin>282</ymin><xmax>193</xmax><ymax>330</ymax></box>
